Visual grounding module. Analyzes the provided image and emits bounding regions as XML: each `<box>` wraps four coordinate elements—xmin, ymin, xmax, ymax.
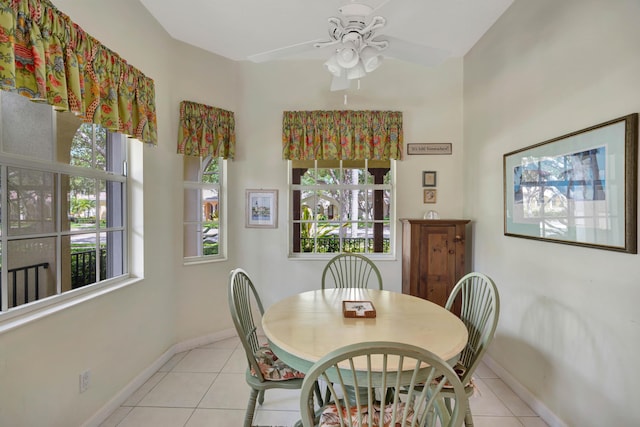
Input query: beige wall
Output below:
<box><xmin>0</xmin><ymin>0</ymin><xmax>465</xmax><ymax>425</ymax></box>
<box><xmin>8</xmin><ymin>0</ymin><xmax>640</xmax><ymax>426</ymax></box>
<box><xmin>9</xmin><ymin>0</ymin><xmax>639</xmax><ymax>426</ymax></box>
<box><xmin>229</xmin><ymin>56</ymin><xmax>464</xmax><ymax>308</ymax></box>
<box><xmin>0</xmin><ymin>1</ymin><xmax>180</xmax><ymax>425</ymax></box>
<box><xmin>464</xmin><ymin>0</ymin><xmax>640</xmax><ymax>425</ymax></box>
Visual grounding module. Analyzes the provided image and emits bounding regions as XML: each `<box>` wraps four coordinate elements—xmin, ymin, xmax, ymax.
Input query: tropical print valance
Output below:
<box><xmin>177</xmin><ymin>100</ymin><xmax>235</xmax><ymax>159</ymax></box>
<box><xmin>282</xmin><ymin>110</ymin><xmax>403</xmax><ymax>160</ymax></box>
<box><xmin>0</xmin><ymin>0</ymin><xmax>158</xmax><ymax>145</ymax></box>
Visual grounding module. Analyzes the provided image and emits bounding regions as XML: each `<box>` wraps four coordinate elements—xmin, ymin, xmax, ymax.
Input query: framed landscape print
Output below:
<box><xmin>246</xmin><ymin>189</ymin><xmax>278</xmax><ymax>228</ymax></box>
<box><xmin>503</xmin><ymin>113</ymin><xmax>638</xmax><ymax>253</ymax></box>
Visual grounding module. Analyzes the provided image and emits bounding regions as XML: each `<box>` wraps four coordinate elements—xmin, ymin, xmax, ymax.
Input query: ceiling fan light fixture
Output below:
<box><xmin>336</xmin><ymin>42</ymin><xmax>359</xmax><ymax>68</ymax></box>
<box><xmin>324</xmin><ymin>54</ymin><xmax>343</xmax><ymax>77</ymax></box>
<box><xmin>330</xmin><ymin>73</ymin><xmax>350</xmax><ymax>92</ymax></box>
<box><xmin>360</xmin><ymin>46</ymin><xmax>383</xmax><ymax>72</ymax></box>
<box><xmin>346</xmin><ymin>61</ymin><xmax>367</xmax><ymax>80</ymax></box>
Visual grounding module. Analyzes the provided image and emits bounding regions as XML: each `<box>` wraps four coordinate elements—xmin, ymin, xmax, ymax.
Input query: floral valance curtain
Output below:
<box><xmin>177</xmin><ymin>100</ymin><xmax>235</xmax><ymax>159</ymax></box>
<box><xmin>0</xmin><ymin>0</ymin><xmax>158</xmax><ymax>145</ymax></box>
<box><xmin>282</xmin><ymin>110</ymin><xmax>403</xmax><ymax>160</ymax></box>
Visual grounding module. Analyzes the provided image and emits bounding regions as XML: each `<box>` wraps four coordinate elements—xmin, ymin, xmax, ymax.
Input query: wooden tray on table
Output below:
<box><xmin>342</xmin><ymin>300</ymin><xmax>376</xmax><ymax>318</ymax></box>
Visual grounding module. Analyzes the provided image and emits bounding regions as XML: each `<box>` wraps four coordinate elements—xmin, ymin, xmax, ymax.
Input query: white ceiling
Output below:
<box><xmin>139</xmin><ymin>0</ymin><xmax>514</xmax><ymax>64</ymax></box>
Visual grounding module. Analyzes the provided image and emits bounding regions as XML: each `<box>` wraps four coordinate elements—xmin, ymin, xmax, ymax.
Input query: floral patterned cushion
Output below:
<box><xmin>433</xmin><ymin>362</ymin><xmax>477</xmax><ymax>392</ymax></box>
<box><xmin>444</xmin><ymin>362</ymin><xmax>467</xmax><ymax>386</ymax></box>
<box><xmin>319</xmin><ymin>402</ymin><xmax>414</xmax><ymax>427</ymax></box>
<box><xmin>251</xmin><ymin>346</ymin><xmax>305</xmax><ymax>381</ymax></box>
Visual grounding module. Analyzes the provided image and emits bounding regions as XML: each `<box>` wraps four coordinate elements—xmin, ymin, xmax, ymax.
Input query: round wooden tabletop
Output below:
<box><xmin>262</xmin><ymin>288</ymin><xmax>468</xmax><ymax>372</ymax></box>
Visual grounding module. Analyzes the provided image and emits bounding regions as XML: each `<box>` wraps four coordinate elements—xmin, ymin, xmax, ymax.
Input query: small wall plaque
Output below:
<box><xmin>407</xmin><ymin>143</ymin><xmax>452</xmax><ymax>155</ymax></box>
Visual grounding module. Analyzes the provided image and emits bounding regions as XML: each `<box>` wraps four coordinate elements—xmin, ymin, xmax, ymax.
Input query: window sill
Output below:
<box><xmin>0</xmin><ymin>276</ymin><xmax>143</xmax><ymax>336</ymax></box>
<box><xmin>287</xmin><ymin>253</ymin><xmax>397</xmax><ymax>261</ymax></box>
<box><xmin>183</xmin><ymin>255</ymin><xmax>227</xmax><ymax>266</ymax></box>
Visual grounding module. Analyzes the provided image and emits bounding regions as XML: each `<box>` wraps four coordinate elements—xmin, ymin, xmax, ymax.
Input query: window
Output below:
<box><xmin>183</xmin><ymin>155</ymin><xmax>224</xmax><ymax>261</ymax></box>
<box><xmin>0</xmin><ymin>91</ymin><xmax>128</xmax><ymax>313</ymax></box>
<box><xmin>290</xmin><ymin>160</ymin><xmax>394</xmax><ymax>255</ymax></box>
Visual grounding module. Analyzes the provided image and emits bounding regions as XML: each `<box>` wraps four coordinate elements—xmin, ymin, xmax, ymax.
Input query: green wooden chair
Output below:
<box><xmin>441</xmin><ymin>272</ymin><xmax>500</xmax><ymax>427</ymax></box>
<box><xmin>228</xmin><ymin>268</ymin><xmax>309</xmax><ymax>427</ymax></box>
<box><xmin>299</xmin><ymin>341</ymin><xmax>469</xmax><ymax>427</ymax></box>
<box><xmin>321</xmin><ymin>253</ymin><xmax>383</xmax><ymax>289</ymax></box>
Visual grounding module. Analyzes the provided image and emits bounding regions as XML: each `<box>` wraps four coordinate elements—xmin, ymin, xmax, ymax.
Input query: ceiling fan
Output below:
<box><xmin>247</xmin><ymin>1</ymin><xmax>450</xmax><ymax>91</ymax></box>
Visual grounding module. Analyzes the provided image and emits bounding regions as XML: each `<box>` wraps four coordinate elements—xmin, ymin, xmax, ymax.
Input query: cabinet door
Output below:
<box><xmin>417</xmin><ymin>224</ymin><xmax>457</xmax><ymax>307</ymax></box>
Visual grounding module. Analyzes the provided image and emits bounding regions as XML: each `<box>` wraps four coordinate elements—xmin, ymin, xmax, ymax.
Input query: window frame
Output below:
<box><xmin>288</xmin><ymin>159</ymin><xmax>396</xmax><ymax>259</ymax></box>
<box><xmin>183</xmin><ymin>155</ymin><xmax>227</xmax><ymax>264</ymax></box>
<box><xmin>0</xmin><ymin>92</ymin><xmax>135</xmax><ymax>331</ymax></box>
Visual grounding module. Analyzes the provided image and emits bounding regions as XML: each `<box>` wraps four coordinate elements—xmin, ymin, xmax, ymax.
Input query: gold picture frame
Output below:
<box><xmin>423</xmin><ymin>189</ymin><xmax>437</xmax><ymax>204</ymax></box>
<box><xmin>503</xmin><ymin>113</ymin><xmax>638</xmax><ymax>253</ymax></box>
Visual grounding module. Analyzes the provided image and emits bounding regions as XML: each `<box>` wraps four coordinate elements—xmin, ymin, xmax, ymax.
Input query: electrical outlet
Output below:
<box><xmin>79</xmin><ymin>369</ymin><xmax>91</xmax><ymax>393</ymax></box>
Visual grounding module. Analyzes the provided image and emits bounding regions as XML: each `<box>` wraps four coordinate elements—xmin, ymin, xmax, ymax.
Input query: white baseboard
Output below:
<box><xmin>82</xmin><ymin>328</ymin><xmax>237</xmax><ymax>427</ymax></box>
<box><xmin>482</xmin><ymin>354</ymin><xmax>567</xmax><ymax>427</ymax></box>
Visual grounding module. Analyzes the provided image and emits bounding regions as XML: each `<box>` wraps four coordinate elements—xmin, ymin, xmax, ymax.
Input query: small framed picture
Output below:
<box><xmin>246</xmin><ymin>189</ymin><xmax>278</xmax><ymax>228</ymax></box>
<box><xmin>422</xmin><ymin>171</ymin><xmax>437</xmax><ymax>187</ymax></box>
<box><xmin>424</xmin><ymin>189</ymin><xmax>437</xmax><ymax>204</ymax></box>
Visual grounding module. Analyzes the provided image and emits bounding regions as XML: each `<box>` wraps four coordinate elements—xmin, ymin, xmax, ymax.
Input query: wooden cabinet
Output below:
<box><xmin>400</xmin><ymin>219</ymin><xmax>470</xmax><ymax>310</ymax></box>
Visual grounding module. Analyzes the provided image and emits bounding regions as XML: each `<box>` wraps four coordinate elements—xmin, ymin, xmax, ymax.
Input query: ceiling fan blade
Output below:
<box><xmin>379</xmin><ymin>35</ymin><xmax>450</xmax><ymax>67</ymax></box>
<box><xmin>369</xmin><ymin>0</ymin><xmax>395</xmax><ymax>14</ymax></box>
<box><xmin>247</xmin><ymin>39</ymin><xmax>326</xmax><ymax>63</ymax></box>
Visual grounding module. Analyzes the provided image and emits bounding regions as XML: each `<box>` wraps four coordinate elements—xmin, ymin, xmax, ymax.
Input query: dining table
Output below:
<box><xmin>261</xmin><ymin>287</ymin><xmax>469</xmax><ymax>374</ymax></box>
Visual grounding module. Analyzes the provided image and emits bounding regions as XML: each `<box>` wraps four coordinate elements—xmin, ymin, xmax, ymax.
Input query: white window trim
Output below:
<box><xmin>0</xmin><ymin>139</ymin><xmax>143</xmax><ymax>334</ymax></box>
<box><xmin>183</xmin><ymin>157</ymin><xmax>227</xmax><ymax>265</ymax></box>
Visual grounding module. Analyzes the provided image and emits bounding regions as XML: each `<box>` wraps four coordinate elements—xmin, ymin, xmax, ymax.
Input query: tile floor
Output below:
<box><xmin>99</xmin><ymin>336</ymin><xmax>550</xmax><ymax>427</ymax></box>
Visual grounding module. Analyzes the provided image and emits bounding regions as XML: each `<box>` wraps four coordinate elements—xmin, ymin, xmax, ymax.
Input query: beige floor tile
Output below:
<box><xmin>98</xmin><ymin>344</ymin><xmax>551</xmax><ymax>427</ymax></box>
<box><xmin>98</xmin><ymin>406</ymin><xmax>133</xmax><ymax>427</ymax></box>
<box><xmin>137</xmin><ymin>372</ymin><xmax>217</xmax><ymax>407</ymax></box>
<box><xmin>255</xmin><ymin>388</ymin><xmax>302</xmax><ymax>411</ymax></box>
<box><xmin>469</xmin><ymin>378</ymin><xmax>514</xmax><ymax>417</ymax></box>
<box><xmin>484</xmin><ymin>378</ymin><xmax>537</xmax><ymax>416</ymax></box>
<box><xmin>184</xmin><ymin>408</ymin><xmax>247</xmax><ymax>426</ymax></box>
<box><xmin>116</xmin><ymin>407</ymin><xmax>194</xmax><ymax>427</ymax></box>
<box><xmin>519</xmin><ymin>416</ymin><xmax>550</xmax><ymax>427</ymax></box>
<box><xmin>122</xmin><ymin>372</ymin><xmax>168</xmax><ymax>406</ymax></box>
<box><xmin>199</xmin><ymin>372</ymin><xmax>252</xmax><ymax>409</ymax></box>
<box><xmin>253</xmin><ymin>409</ymin><xmax>303</xmax><ymax>426</ymax></box>
<box><xmin>222</xmin><ymin>347</ymin><xmax>248</xmax><ymax>373</ymax></box>
<box><xmin>172</xmin><ymin>348</ymin><xmax>235</xmax><ymax>373</ymax></box>
<box><xmin>472</xmin><ymin>416</ymin><xmax>525</xmax><ymax>427</ymax></box>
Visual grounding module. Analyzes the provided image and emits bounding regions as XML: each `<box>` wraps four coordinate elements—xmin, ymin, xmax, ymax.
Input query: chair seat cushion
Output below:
<box><xmin>432</xmin><ymin>362</ymin><xmax>469</xmax><ymax>387</ymax></box>
<box><xmin>319</xmin><ymin>402</ymin><xmax>414</xmax><ymax>426</ymax></box>
<box><xmin>433</xmin><ymin>362</ymin><xmax>478</xmax><ymax>395</ymax></box>
<box><xmin>251</xmin><ymin>346</ymin><xmax>305</xmax><ymax>381</ymax></box>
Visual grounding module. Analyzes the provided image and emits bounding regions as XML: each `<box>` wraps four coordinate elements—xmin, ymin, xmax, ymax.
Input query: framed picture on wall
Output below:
<box><xmin>423</xmin><ymin>189</ymin><xmax>437</xmax><ymax>204</ymax></box>
<box><xmin>246</xmin><ymin>189</ymin><xmax>278</xmax><ymax>228</ymax></box>
<box><xmin>422</xmin><ymin>171</ymin><xmax>437</xmax><ymax>187</ymax></box>
<box><xmin>503</xmin><ymin>113</ymin><xmax>638</xmax><ymax>253</ymax></box>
